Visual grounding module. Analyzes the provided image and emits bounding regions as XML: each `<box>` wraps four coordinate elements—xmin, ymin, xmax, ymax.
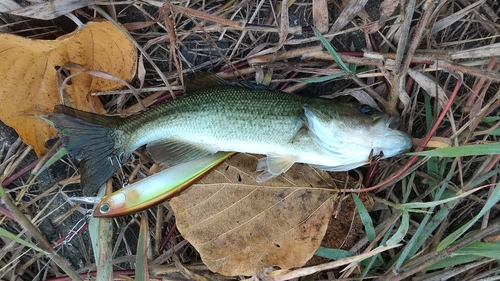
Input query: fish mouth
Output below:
<box><xmin>373</xmin><ymin>131</ymin><xmax>413</xmax><ymax>158</ymax></box>
<box><xmin>372</xmin><ymin>115</ymin><xmax>402</xmax><ymax>130</ymax></box>
<box><xmin>388</xmin><ymin>116</ymin><xmax>402</xmax><ymax>129</ymax></box>
<box><xmin>368</xmin><ymin>115</ymin><xmax>412</xmax><ymax>157</ymax></box>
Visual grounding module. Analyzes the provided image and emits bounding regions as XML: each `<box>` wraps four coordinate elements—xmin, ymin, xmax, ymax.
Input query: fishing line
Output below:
<box><xmin>108</xmin><ymin>153</ymin><xmax>128</xmax><ymax>186</ymax></box>
<box><xmin>33</xmin><ymin>210</ymin><xmax>92</xmax><ymax>280</ymax></box>
<box><xmin>54</xmin><ymin>210</ymin><xmax>92</xmax><ymax>249</ymax></box>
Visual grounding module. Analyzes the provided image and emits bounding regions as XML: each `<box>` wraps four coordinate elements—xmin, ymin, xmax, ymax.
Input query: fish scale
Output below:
<box><xmin>123</xmin><ymin>86</ymin><xmax>310</xmax><ymax>154</ymax></box>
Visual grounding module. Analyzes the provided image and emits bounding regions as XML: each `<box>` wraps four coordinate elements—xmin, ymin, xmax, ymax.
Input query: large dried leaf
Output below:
<box><xmin>169</xmin><ymin>153</ymin><xmax>339</xmax><ymax>276</ymax></box>
<box><xmin>330</xmin><ymin>0</ymin><xmax>368</xmax><ymax>33</ymax></box>
<box><xmin>0</xmin><ymin>21</ymin><xmax>137</xmax><ymax>156</ymax></box>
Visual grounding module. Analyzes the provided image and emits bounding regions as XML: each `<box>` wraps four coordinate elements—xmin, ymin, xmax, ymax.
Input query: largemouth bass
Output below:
<box><xmin>49</xmin><ymin>75</ymin><xmax>412</xmax><ymax>195</ymax></box>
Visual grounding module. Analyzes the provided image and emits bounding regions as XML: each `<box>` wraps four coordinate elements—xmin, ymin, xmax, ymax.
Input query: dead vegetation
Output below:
<box><xmin>1</xmin><ymin>0</ymin><xmax>500</xmax><ymax>280</ymax></box>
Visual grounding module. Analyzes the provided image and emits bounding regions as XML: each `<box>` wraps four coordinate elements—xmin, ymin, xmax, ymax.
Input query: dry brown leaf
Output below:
<box><xmin>430</xmin><ymin>0</ymin><xmax>485</xmax><ymax>35</ymax></box>
<box><xmin>378</xmin><ymin>0</ymin><xmax>400</xmax><ymax>28</ymax></box>
<box><xmin>450</xmin><ymin>42</ymin><xmax>500</xmax><ymax>60</ymax></box>
<box><xmin>407</xmin><ymin>68</ymin><xmax>447</xmax><ymax>109</ymax></box>
<box><xmin>169</xmin><ymin>153</ymin><xmax>339</xmax><ymax>276</ymax></box>
<box><xmin>321</xmin><ymin>89</ymin><xmax>381</xmax><ymax>111</ymax></box>
<box><xmin>0</xmin><ymin>21</ymin><xmax>137</xmax><ymax>156</ymax></box>
<box><xmin>330</xmin><ymin>0</ymin><xmax>368</xmax><ymax>33</ymax></box>
<box><xmin>312</xmin><ymin>0</ymin><xmax>329</xmax><ymax>34</ymax></box>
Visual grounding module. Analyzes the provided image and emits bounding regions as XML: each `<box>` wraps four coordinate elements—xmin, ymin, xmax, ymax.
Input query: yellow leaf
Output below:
<box><xmin>0</xmin><ymin>21</ymin><xmax>137</xmax><ymax>156</ymax></box>
<box><xmin>169</xmin><ymin>153</ymin><xmax>341</xmax><ymax>276</ymax></box>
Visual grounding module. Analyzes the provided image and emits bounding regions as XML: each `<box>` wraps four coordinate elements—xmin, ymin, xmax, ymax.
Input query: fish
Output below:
<box><xmin>49</xmin><ymin>74</ymin><xmax>412</xmax><ymax>195</ymax></box>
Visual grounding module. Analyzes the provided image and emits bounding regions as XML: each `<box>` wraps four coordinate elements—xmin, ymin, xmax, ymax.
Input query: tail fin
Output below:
<box><xmin>49</xmin><ymin>105</ymin><xmax>126</xmax><ymax>196</ymax></box>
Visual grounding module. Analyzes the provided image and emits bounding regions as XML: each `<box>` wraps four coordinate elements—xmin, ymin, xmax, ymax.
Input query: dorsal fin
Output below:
<box><xmin>183</xmin><ymin>72</ymin><xmax>230</xmax><ymax>93</ymax></box>
<box><xmin>183</xmin><ymin>72</ymin><xmax>276</xmax><ymax>93</ymax></box>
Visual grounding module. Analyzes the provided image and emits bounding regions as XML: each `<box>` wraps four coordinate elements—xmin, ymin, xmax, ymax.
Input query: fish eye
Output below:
<box><xmin>99</xmin><ymin>203</ymin><xmax>110</xmax><ymax>214</ymax></box>
<box><xmin>359</xmin><ymin>105</ymin><xmax>374</xmax><ymax>115</ymax></box>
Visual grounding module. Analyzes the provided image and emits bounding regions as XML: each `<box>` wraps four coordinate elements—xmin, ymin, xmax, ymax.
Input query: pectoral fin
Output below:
<box><xmin>184</xmin><ymin>72</ymin><xmax>230</xmax><ymax>93</ymax></box>
<box><xmin>288</xmin><ymin>125</ymin><xmax>309</xmax><ymax>143</ymax></box>
<box><xmin>256</xmin><ymin>154</ymin><xmax>297</xmax><ymax>182</ymax></box>
<box><xmin>147</xmin><ymin>139</ymin><xmax>216</xmax><ymax>166</ymax></box>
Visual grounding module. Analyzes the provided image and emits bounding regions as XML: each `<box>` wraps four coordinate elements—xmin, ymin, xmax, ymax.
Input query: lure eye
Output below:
<box><xmin>99</xmin><ymin>203</ymin><xmax>110</xmax><ymax>214</ymax></box>
<box><xmin>359</xmin><ymin>105</ymin><xmax>374</xmax><ymax>115</ymax></box>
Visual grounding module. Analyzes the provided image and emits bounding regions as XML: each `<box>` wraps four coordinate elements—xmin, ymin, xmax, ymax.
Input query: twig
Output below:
<box><xmin>163</xmin><ymin>1</ymin><xmax>301</xmax><ymax>34</ymax></box>
<box><xmin>388</xmin><ymin>0</ymin><xmax>437</xmax><ymax>115</ymax></box>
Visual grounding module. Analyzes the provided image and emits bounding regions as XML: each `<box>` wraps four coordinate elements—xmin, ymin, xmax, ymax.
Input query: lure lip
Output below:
<box><xmin>69</xmin><ymin>196</ymin><xmax>102</xmax><ymax>205</ymax></box>
<box><xmin>93</xmin><ymin>152</ymin><xmax>235</xmax><ymax>217</ymax></box>
<box><xmin>93</xmin><ymin>180</ymin><xmax>192</xmax><ymax>217</ymax></box>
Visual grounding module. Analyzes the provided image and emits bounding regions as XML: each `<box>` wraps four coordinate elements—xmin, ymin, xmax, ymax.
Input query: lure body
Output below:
<box><xmin>94</xmin><ymin>152</ymin><xmax>234</xmax><ymax>217</ymax></box>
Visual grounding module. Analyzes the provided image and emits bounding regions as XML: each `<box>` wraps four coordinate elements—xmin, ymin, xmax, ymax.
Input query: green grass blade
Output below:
<box><xmin>481</xmin><ymin>116</ymin><xmax>500</xmax><ymax>122</ymax></box>
<box><xmin>454</xmin><ymin>241</ymin><xmax>500</xmax><ymax>259</ymax></box>
<box><xmin>424</xmin><ymin>255</ymin><xmax>484</xmax><ymax>271</ymax></box>
<box><xmin>409</xmin><ymin>208</ymin><xmax>449</xmax><ymax>254</ymax></box>
<box><xmin>0</xmin><ymin>227</ymin><xmax>49</xmax><ymax>255</ymax></box>
<box><xmin>348</xmin><ymin>42</ymin><xmax>357</xmax><ymax>72</ymax></box>
<box><xmin>314</xmin><ymin>246</ymin><xmax>353</xmax><ymax>259</ymax></box>
<box><xmin>0</xmin><ymin>183</ymin><xmax>5</xmax><ymax>198</ymax></box>
<box><xmin>408</xmin><ymin>143</ymin><xmax>500</xmax><ymax>157</ymax></box>
<box><xmin>28</xmin><ymin>147</ymin><xmax>67</xmax><ymax>185</ymax></box>
<box><xmin>466</xmin><ymin>167</ymin><xmax>500</xmax><ymax>191</ymax></box>
<box><xmin>361</xmin><ymin>252</ymin><xmax>380</xmax><ymax>278</ymax></box>
<box><xmin>488</xmin><ymin>128</ymin><xmax>500</xmax><ymax>136</ymax></box>
<box><xmin>400</xmin><ymin>186</ymin><xmax>480</xmax><ymax>209</ymax></box>
<box><xmin>312</xmin><ymin>27</ymin><xmax>351</xmax><ymax>73</ymax></box>
<box><xmin>401</xmin><ymin>173</ymin><xmax>415</xmax><ymax>203</ymax></box>
<box><xmin>425</xmin><ymin>94</ymin><xmax>440</xmax><ymax>188</ymax></box>
<box><xmin>437</xmin><ymin>181</ymin><xmax>500</xmax><ymax>251</ymax></box>
<box><xmin>89</xmin><ymin>185</ymin><xmax>113</xmax><ymax>280</ymax></box>
<box><xmin>394</xmin><ymin>171</ymin><xmax>454</xmax><ymax>269</ymax></box>
<box><xmin>425</xmin><ymin>242</ymin><xmax>500</xmax><ymax>270</ymax></box>
<box><xmin>385</xmin><ymin>212</ymin><xmax>409</xmax><ymax>246</ymax></box>
<box><xmin>136</xmin><ymin>212</ymin><xmax>149</xmax><ymax>281</ymax></box>
<box><xmin>361</xmin><ymin>223</ymin><xmax>396</xmax><ymax>278</ymax></box>
<box><xmin>352</xmin><ymin>194</ymin><xmax>376</xmax><ymax>242</ymax></box>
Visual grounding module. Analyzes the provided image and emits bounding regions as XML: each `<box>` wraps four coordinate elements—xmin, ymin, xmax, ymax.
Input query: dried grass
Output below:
<box><xmin>1</xmin><ymin>0</ymin><xmax>500</xmax><ymax>280</ymax></box>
